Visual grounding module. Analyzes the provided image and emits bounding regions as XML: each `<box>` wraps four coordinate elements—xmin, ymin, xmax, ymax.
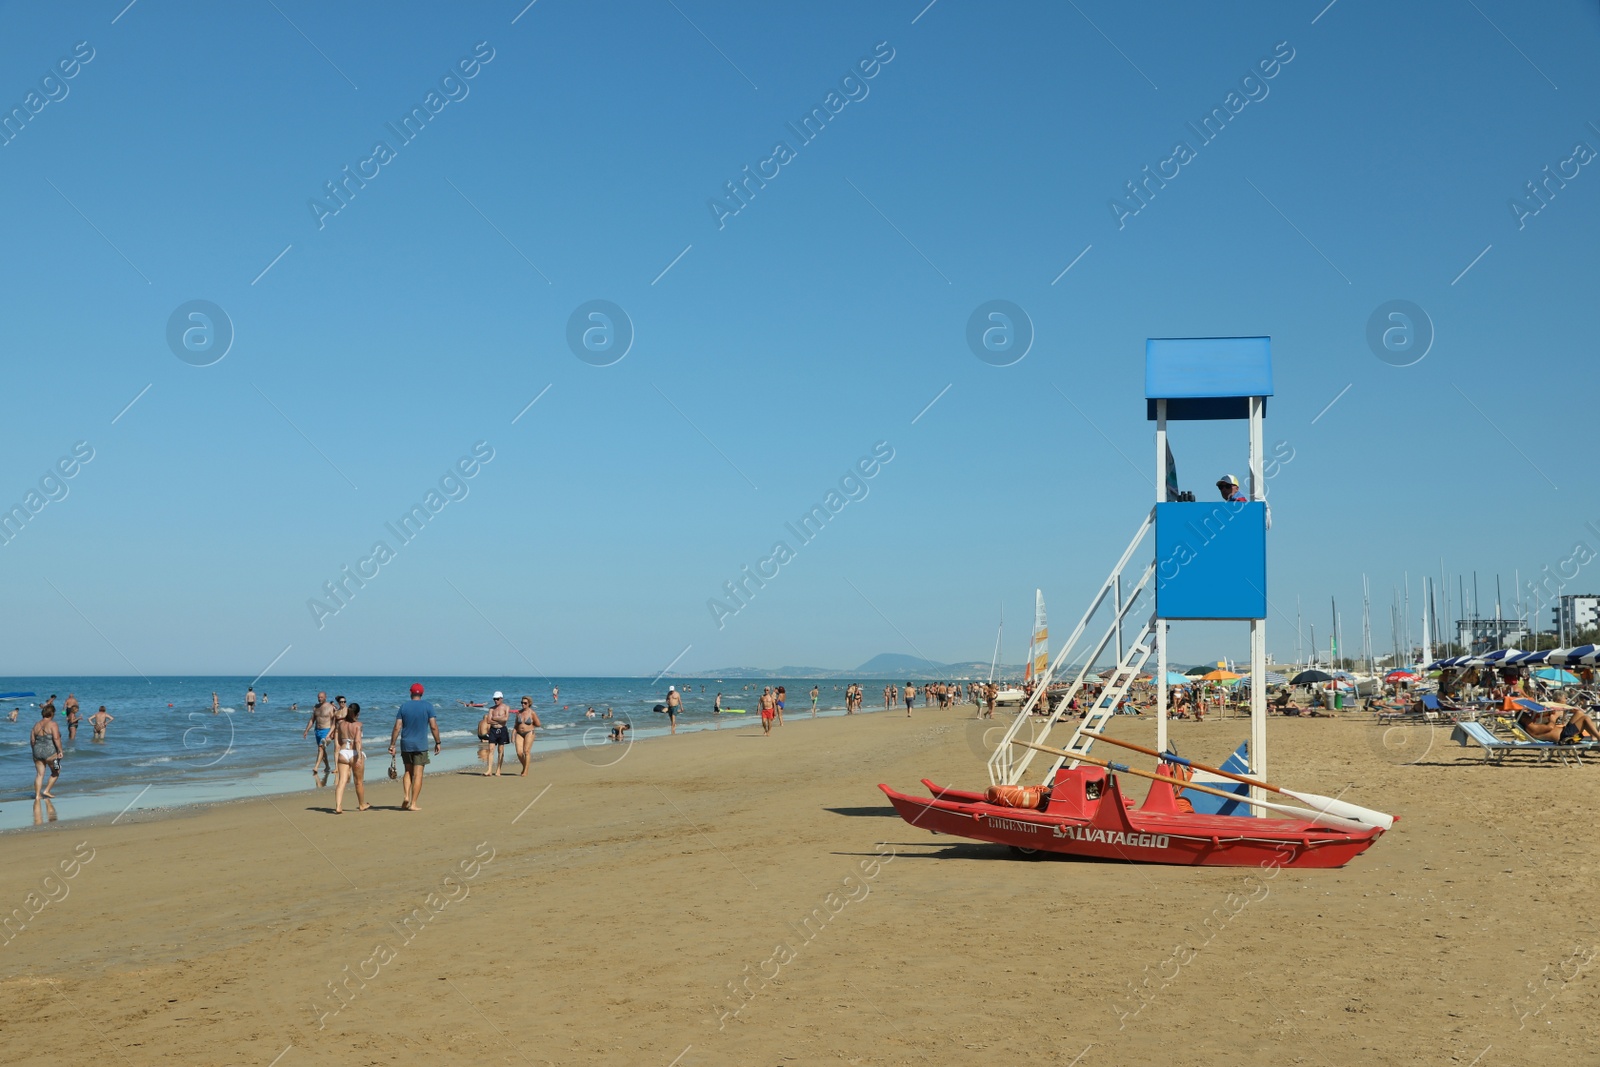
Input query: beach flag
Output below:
<box><xmin>1165</xmin><ymin>440</ymin><xmax>1180</xmax><ymax>501</ymax></box>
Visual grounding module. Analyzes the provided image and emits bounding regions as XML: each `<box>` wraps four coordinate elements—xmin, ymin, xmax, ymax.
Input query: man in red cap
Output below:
<box><xmin>390</xmin><ymin>682</ymin><xmax>441</xmax><ymax>811</ymax></box>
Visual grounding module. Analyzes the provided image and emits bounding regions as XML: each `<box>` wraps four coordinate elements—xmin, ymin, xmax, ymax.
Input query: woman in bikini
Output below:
<box><xmin>30</xmin><ymin>706</ymin><xmax>64</xmax><ymax>800</ymax></box>
<box><xmin>332</xmin><ymin>703</ymin><xmax>370</xmax><ymax>814</ymax></box>
<box><xmin>513</xmin><ymin>696</ymin><xmax>542</xmax><ymax>776</ymax></box>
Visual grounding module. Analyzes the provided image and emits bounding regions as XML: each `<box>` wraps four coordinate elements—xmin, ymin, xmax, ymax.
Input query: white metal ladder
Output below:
<box><xmin>986</xmin><ymin>511</ymin><xmax>1156</xmax><ymax>786</ymax></box>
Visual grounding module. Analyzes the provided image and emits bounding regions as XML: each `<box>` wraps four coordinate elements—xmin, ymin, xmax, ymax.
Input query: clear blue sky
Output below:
<box><xmin>2</xmin><ymin>1</ymin><xmax>1596</xmax><ymax>676</ymax></box>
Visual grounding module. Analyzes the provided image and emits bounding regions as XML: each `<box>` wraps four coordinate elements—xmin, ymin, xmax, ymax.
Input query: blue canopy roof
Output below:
<box><xmin>1145</xmin><ymin>336</ymin><xmax>1273</xmax><ymax>421</ymax></box>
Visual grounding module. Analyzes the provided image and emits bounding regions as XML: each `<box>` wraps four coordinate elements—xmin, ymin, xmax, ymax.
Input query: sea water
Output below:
<box><xmin>0</xmin><ymin>676</ymin><xmax>927</xmax><ymax>832</ymax></box>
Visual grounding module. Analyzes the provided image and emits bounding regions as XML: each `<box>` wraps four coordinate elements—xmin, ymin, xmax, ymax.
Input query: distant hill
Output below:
<box><xmin>855</xmin><ymin>652</ymin><xmax>943</xmax><ymax>675</ymax></box>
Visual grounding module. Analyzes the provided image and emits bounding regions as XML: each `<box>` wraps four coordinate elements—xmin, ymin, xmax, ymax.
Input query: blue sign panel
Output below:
<box><xmin>1154</xmin><ymin>501</ymin><xmax>1267</xmax><ymax>620</ymax></box>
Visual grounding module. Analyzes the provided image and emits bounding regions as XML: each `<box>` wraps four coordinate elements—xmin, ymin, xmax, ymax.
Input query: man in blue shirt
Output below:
<box><xmin>389</xmin><ymin>682</ymin><xmax>441</xmax><ymax>811</ymax></box>
<box><xmin>1216</xmin><ymin>474</ymin><xmax>1248</xmax><ymax>503</ymax></box>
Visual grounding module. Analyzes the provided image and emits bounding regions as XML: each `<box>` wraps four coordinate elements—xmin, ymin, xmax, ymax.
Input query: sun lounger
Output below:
<box><xmin>1375</xmin><ymin>692</ymin><xmax>1446</xmax><ymax>723</ymax></box>
<box><xmin>1452</xmin><ymin>721</ymin><xmax>1582</xmax><ymax>766</ymax></box>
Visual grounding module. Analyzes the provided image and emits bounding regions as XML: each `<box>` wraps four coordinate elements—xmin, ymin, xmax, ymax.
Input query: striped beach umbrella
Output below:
<box><xmin>1478</xmin><ymin>648</ymin><xmax>1524</xmax><ymax>666</ymax></box>
<box><xmin>1547</xmin><ymin>644</ymin><xmax>1600</xmax><ymax>666</ymax></box>
<box><xmin>1506</xmin><ymin>649</ymin><xmax>1550</xmax><ymax>665</ymax></box>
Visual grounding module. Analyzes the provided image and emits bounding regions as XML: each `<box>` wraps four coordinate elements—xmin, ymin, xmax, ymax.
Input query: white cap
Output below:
<box><xmin>668</xmin><ymin>685</ymin><xmax>675</xmax><ymax>692</ymax></box>
<box><xmin>493</xmin><ymin>691</ymin><xmax>503</xmax><ymax>699</ymax></box>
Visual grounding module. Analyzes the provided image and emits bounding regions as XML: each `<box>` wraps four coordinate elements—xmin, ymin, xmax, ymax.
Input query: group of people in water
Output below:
<box><xmin>21</xmin><ymin>694</ymin><xmax>114</xmax><ymax>801</ymax></box>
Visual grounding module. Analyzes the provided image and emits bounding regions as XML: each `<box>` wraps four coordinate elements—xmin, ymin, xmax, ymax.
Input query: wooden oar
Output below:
<box><xmin>1080</xmin><ymin>730</ymin><xmax>1396</xmax><ymax>830</ymax></box>
<box><xmin>1011</xmin><ymin>741</ymin><xmax>1372</xmax><ymax>833</ymax></box>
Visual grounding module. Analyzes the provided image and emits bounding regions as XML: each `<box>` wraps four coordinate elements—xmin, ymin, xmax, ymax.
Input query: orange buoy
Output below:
<box><xmin>985</xmin><ymin>785</ymin><xmax>1046</xmax><ymax>809</ymax></box>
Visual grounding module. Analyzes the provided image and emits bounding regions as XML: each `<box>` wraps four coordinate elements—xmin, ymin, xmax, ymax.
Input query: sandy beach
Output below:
<box><xmin>1</xmin><ymin>704</ymin><xmax>1594</xmax><ymax>1066</ymax></box>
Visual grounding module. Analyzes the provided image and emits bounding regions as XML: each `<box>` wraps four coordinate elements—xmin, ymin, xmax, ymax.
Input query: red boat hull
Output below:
<box><xmin>879</xmin><ymin>767</ymin><xmax>1384</xmax><ymax>869</ymax></box>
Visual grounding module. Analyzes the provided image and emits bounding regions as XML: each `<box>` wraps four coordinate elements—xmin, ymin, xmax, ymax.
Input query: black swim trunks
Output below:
<box><xmin>488</xmin><ymin>724</ymin><xmax>511</xmax><ymax>745</ymax></box>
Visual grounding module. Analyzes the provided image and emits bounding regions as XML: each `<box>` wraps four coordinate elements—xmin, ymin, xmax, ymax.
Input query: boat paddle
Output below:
<box><xmin>1010</xmin><ymin>740</ymin><xmax>1373</xmax><ymax>833</ymax></box>
<box><xmin>1079</xmin><ymin>730</ymin><xmax>1395</xmax><ymax>830</ymax></box>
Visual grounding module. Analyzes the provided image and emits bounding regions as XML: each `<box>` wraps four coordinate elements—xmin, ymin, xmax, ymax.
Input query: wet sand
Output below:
<box><xmin>0</xmin><ymin>705</ymin><xmax>1593</xmax><ymax>1066</ymax></box>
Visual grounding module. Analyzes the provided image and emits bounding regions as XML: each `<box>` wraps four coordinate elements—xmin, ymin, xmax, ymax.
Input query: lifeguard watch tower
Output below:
<box><xmin>987</xmin><ymin>337</ymin><xmax>1273</xmax><ymax>813</ymax></box>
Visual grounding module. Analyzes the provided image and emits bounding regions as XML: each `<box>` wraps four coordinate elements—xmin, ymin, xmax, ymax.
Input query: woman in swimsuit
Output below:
<box><xmin>513</xmin><ymin>696</ymin><xmax>542</xmax><ymax>776</ymax></box>
<box><xmin>30</xmin><ymin>706</ymin><xmax>64</xmax><ymax>800</ymax></box>
<box><xmin>332</xmin><ymin>704</ymin><xmax>370</xmax><ymax>814</ymax></box>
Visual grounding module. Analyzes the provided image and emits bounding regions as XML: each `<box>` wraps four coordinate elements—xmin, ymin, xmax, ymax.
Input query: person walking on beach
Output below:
<box><xmin>713</xmin><ymin>692</ymin><xmax>723</xmax><ymax>715</ymax></box>
<box><xmin>390</xmin><ymin>683</ymin><xmax>441</xmax><ymax>811</ymax></box>
<box><xmin>665</xmin><ymin>686</ymin><xmax>682</xmax><ymax>735</ymax></box>
<box><xmin>246</xmin><ymin>686</ymin><xmax>256</xmax><ymax>713</ymax></box>
<box><xmin>30</xmin><ymin>706</ymin><xmax>64</xmax><ymax>800</ymax></box>
<box><xmin>810</xmin><ymin>685</ymin><xmax>820</xmax><ymax>717</ymax></box>
<box><xmin>303</xmin><ymin>692</ymin><xmax>336</xmax><ymax>783</ymax></box>
<box><xmin>476</xmin><ymin>710</ymin><xmax>493</xmax><ymax>773</ymax></box>
<box><xmin>64</xmin><ymin>694</ymin><xmax>81</xmax><ymax>742</ymax></box>
<box><xmin>904</xmin><ymin>683</ymin><xmax>916</xmax><ymax>717</ymax></box>
<box><xmin>774</xmin><ymin>686</ymin><xmax>786</xmax><ymax>726</ymax></box>
<box><xmin>759</xmin><ymin>688</ymin><xmax>775</xmax><ymax>735</ymax></box>
<box><xmin>484</xmin><ymin>692</ymin><xmax>512</xmax><ymax>775</ymax></box>
<box><xmin>89</xmin><ymin>705</ymin><xmax>113</xmax><ymax>741</ymax></box>
<box><xmin>332</xmin><ymin>704</ymin><xmax>370</xmax><ymax>814</ymax></box>
<box><xmin>514</xmin><ymin>696</ymin><xmax>541</xmax><ymax>775</ymax></box>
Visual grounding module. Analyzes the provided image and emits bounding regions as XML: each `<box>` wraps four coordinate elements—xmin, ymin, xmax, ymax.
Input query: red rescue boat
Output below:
<box><xmin>879</xmin><ymin>765</ymin><xmax>1385</xmax><ymax>868</ymax></box>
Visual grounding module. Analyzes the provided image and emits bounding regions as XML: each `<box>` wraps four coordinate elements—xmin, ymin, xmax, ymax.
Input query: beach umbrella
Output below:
<box><xmin>1546</xmin><ymin>644</ymin><xmax>1599</xmax><ymax>666</ymax></box>
<box><xmin>1184</xmin><ymin>666</ymin><xmax>1211</xmax><ymax>677</ymax></box>
<box><xmin>1532</xmin><ymin>667</ymin><xmax>1579</xmax><ymax>685</ymax></box>
<box><xmin>1506</xmin><ymin>650</ymin><xmax>1549</xmax><ymax>665</ymax></box>
<box><xmin>1200</xmin><ymin>669</ymin><xmax>1242</xmax><ymax>681</ymax></box>
<box><xmin>1291</xmin><ymin>670</ymin><xmax>1334</xmax><ymax>684</ymax></box>
<box><xmin>1478</xmin><ymin>648</ymin><xmax>1524</xmax><ymax>666</ymax></box>
<box><xmin>1384</xmin><ymin>670</ymin><xmax>1418</xmax><ymax>683</ymax></box>
<box><xmin>1163</xmin><ymin>672</ymin><xmax>1192</xmax><ymax>686</ymax></box>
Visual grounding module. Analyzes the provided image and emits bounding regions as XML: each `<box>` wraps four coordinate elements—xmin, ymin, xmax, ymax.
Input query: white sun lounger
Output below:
<box><xmin>1452</xmin><ymin>721</ymin><xmax>1583</xmax><ymax>767</ymax></box>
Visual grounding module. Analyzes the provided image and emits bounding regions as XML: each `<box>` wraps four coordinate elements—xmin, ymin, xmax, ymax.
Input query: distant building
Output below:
<box><xmin>1552</xmin><ymin>594</ymin><xmax>1600</xmax><ymax>639</ymax></box>
<box><xmin>1455</xmin><ymin>617</ymin><xmax>1530</xmax><ymax>654</ymax></box>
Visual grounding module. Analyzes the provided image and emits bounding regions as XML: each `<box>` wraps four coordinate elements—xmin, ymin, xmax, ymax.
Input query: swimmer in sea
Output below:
<box><xmin>89</xmin><ymin>705</ymin><xmax>113</xmax><ymax>741</ymax></box>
